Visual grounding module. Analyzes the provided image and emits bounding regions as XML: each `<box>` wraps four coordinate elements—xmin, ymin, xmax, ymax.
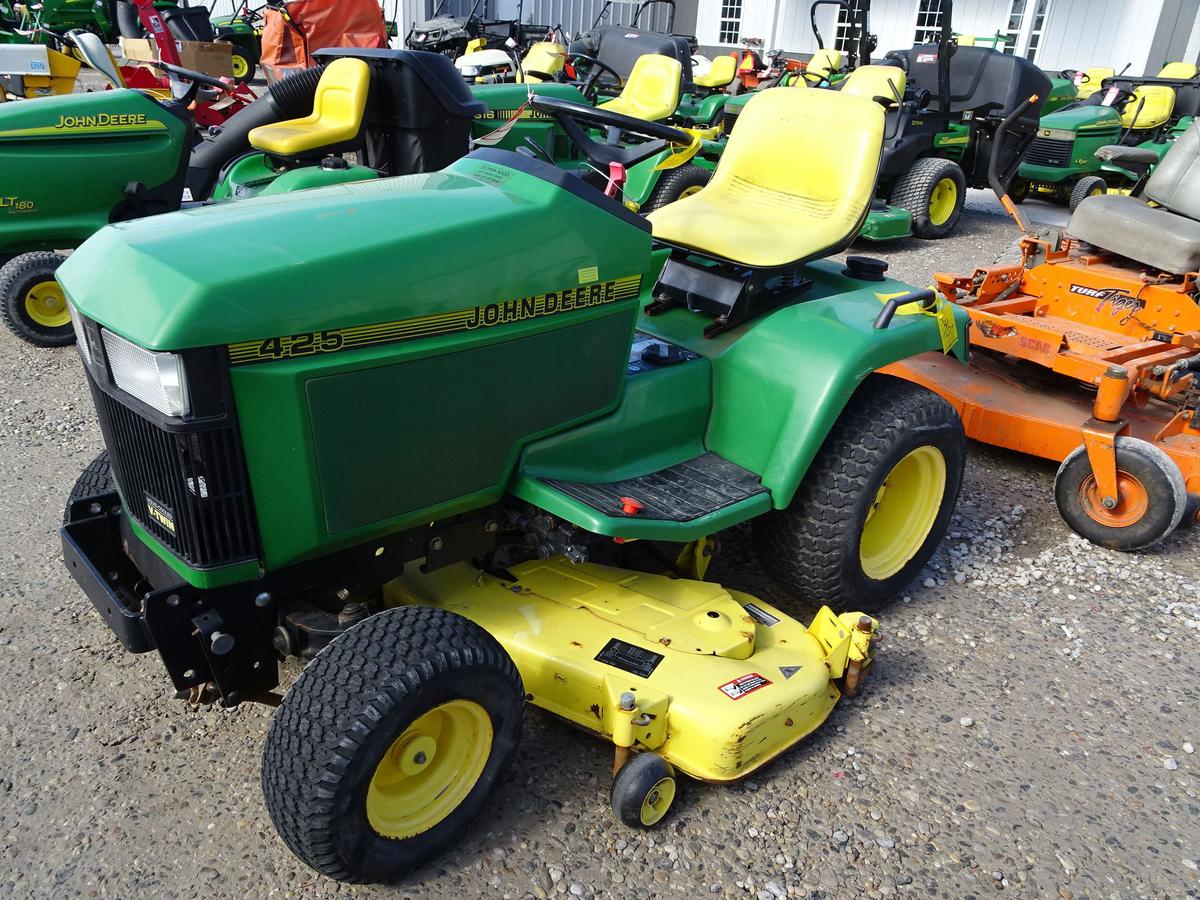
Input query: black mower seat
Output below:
<box><xmin>1069</xmin><ymin>120</ymin><xmax>1200</xmax><ymax>274</ymax></box>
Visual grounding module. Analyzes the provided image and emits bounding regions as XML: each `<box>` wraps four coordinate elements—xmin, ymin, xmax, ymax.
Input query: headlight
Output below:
<box><xmin>69</xmin><ymin>304</ymin><xmax>92</xmax><ymax>365</ymax></box>
<box><xmin>101</xmin><ymin>329</ymin><xmax>190</xmax><ymax>418</ymax></box>
<box><xmin>459</xmin><ymin>65</ymin><xmax>479</xmax><ymax>76</ymax></box>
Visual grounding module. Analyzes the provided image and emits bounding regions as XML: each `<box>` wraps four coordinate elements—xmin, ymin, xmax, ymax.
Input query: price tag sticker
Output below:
<box><xmin>1103</xmin><ymin>86</ymin><xmax>1120</xmax><ymax>107</ymax></box>
<box><xmin>934</xmin><ymin>297</ymin><xmax>958</xmax><ymax>354</ymax></box>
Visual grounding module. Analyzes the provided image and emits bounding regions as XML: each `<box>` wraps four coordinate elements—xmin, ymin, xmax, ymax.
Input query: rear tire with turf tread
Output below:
<box><xmin>262</xmin><ymin>606</ymin><xmax>524</xmax><ymax>883</ymax></box>
<box><xmin>641</xmin><ymin>164</ymin><xmax>711</xmax><ymax>213</ymax></box>
<box><xmin>752</xmin><ymin>374</ymin><xmax>965</xmax><ymax>612</ymax></box>
<box><xmin>0</xmin><ymin>251</ymin><xmax>73</xmax><ymax>347</ymax></box>
<box><xmin>1069</xmin><ymin>175</ymin><xmax>1106</xmax><ymax>212</ymax></box>
<box><xmin>888</xmin><ymin>157</ymin><xmax>966</xmax><ymax>239</ymax></box>
<box><xmin>63</xmin><ymin>451</ymin><xmax>113</xmax><ymax>524</ymax></box>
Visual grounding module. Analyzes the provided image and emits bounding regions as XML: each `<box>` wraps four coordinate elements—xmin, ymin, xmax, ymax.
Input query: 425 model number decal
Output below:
<box><xmin>227</xmin><ymin>274</ymin><xmax>642</xmax><ymax>366</ymax></box>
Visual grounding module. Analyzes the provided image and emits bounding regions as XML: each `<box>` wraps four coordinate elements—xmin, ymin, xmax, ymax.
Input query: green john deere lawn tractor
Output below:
<box><xmin>60</xmin><ymin>84</ymin><xmax>968</xmax><ymax>882</ymax></box>
<box><xmin>1013</xmin><ymin>64</ymin><xmax>1200</xmax><ymax>209</ymax></box>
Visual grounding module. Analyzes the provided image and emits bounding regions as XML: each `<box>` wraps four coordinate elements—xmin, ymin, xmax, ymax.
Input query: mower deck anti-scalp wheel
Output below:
<box><xmin>63</xmin><ymin>451</ymin><xmax>113</xmax><ymax>524</ymax></box>
<box><xmin>262</xmin><ymin>606</ymin><xmax>524</xmax><ymax>883</ymax></box>
<box><xmin>0</xmin><ymin>251</ymin><xmax>74</xmax><ymax>347</ymax></box>
<box><xmin>1069</xmin><ymin>175</ymin><xmax>1107</xmax><ymax>212</ymax></box>
<box><xmin>889</xmin><ymin>157</ymin><xmax>967</xmax><ymax>239</ymax></box>
<box><xmin>1054</xmin><ymin>437</ymin><xmax>1185</xmax><ymax>550</ymax></box>
<box><xmin>753</xmin><ymin>374</ymin><xmax>965</xmax><ymax>611</ymax></box>
<box><xmin>612</xmin><ymin>752</ymin><xmax>677</xmax><ymax>827</ymax></box>
<box><xmin>641</xmin><ymin>164</ymin><xmax>711</xmax><ymax>213</ymax></box>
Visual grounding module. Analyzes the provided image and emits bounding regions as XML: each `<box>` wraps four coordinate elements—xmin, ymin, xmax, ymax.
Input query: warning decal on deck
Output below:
<box><xmin>718</xmin><ymin>672</ymin><xmax>772</xmax><ymax>700</ymax></box>
<box><xmin>595</xmin><ymin>638</ymin><xmax>663</xmax><ymax>678</ymax></box>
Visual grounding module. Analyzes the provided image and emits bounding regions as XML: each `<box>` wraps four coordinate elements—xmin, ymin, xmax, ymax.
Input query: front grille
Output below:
<box><xmin>723</xmin><ymin>108</ymin><xmax>740</xmax><ymax>135</ymax></box>
<box><xmin>89</xmin><ymin>376</ymin><xmax>259</xmax><ymax>568</ymax></box>
<box><xmin>1024</xmin><ymin>136</ymin><xmax>1074</xmax><ymax>167</ymax></box>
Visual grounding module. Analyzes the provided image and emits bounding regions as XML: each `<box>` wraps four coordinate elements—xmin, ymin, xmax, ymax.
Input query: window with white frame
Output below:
<box><xmin>1002</xmin><ymin>0</ymin><xmax>1051</xmax><ymax>60</ymax></box>
<box><xmin>835</xmin><ymin>0</ymin><xmax>868</xmax><ymax>53</ymax></box>
<box><xmin>913</xmin><ymin>0</ymin><xmax>945</xmax><ymax>45</ymax></box>
<box><xmin>718</xmin><ymin>0</ymin><xmax>743</xmax><ymax>45</ymax></box>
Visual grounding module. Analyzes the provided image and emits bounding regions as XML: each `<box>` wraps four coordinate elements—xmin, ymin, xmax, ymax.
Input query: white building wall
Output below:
<box><xmin>1036</xmin><ymin>0</ymin><xmax>1165</xmax><ymax>73</ymax></box>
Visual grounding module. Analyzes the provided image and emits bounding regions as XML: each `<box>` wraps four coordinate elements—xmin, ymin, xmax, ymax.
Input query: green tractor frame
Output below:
<box><xmin>60</xmin><ymin>81</ymin><xmax>969</xmax><ymax>882</ymax></box>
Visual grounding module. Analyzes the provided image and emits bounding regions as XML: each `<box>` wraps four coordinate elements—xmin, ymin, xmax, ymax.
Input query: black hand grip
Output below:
<box><xmin>873</xmin><ymin>289</ymin><xmax>937</xmax><ymax>330</ymax></box>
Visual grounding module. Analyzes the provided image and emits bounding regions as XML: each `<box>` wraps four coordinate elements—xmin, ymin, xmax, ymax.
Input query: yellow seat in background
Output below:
<box><xmin>250</xmin><ymin>57</ymin><xmax>370</xmax><ymax>157</ymax></box>
<box><xmin>1075</xmin><ymin>66</ymin><xmax>1114</xmax><ymax>99</ymax></box>
<box><xmin>693</xmin><ymin>54</ymin><xmax>736</xmax><ymax>89</ymax></box>
<box><xmin>1157</xmin><ymin>61</ymin><xmax>1198</xmax><ymax>79</ymax></box>
<box><xmin>647</xmin><ymin>87</ymin><xmax>884</xmax><ymax>268</ymax></box>
<box><xmin>1122</xmin><ymin>84</ymin><xmax>1176</xmax><ymax>129</ymax></box>
<box><xmin>521</xmin><ymin>42</ymin><xmax>566</xmax><ymax>83</ymax></box>
<box><xmin>839</xmin><ymin>64</ymin><xmax>906</xmax><ymax>106</ymax></box>
<box><xmin>803</xmin><ymin>47</ymin><xmax>843</xmax><ymax>85</ymax></box>
<box><xmin>598</xmin><ymin>54</ymin><xmax>681</xmax><ymax>122</ymax></box>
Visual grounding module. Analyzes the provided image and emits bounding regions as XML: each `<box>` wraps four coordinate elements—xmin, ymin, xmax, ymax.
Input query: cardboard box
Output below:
<box><xmin>119</xmin><ymin>36</ymin><xmax>233</xmax><ymax>79</ymax></box>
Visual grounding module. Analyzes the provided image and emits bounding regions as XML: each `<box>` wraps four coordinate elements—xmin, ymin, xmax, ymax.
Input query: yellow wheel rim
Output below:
<box><xmin>231</xmin><ymin>54</ymin><xmax>250</xmax><ymax>79</ymax></box>
<box><xmin>679</xmin><ymin>184</ymin><xmax>704</xmax><ymax>200</ymax></box>
<box><xmin>928</xmin><ymin>177</ymin><xmax>958</xmax><ymax>226</ymax></box>
<box><xmin>639</xmin><ymin>776</ymin><xmax>676</xmax><ymax>825</ymax></box>
<box><xmin>1089</xmin><ymin>185</ymin><xmax>1104</xmax><ymax>197</ymax></box>
<box><xmin>859</xmin><ymin>446</ymin><xmax>947</xmax><ymax>581</ymax></box>
<box><xmin>24</xmin><ymin>279</ymin><xmax>70</xmax><ymax>328</ymax></box>
<box><xmin>366</xmin><ymin>699</ymin><xmax>493</xmax><ymax>840</ymax></box>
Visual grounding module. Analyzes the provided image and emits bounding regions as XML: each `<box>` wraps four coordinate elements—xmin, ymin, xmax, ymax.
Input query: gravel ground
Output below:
<box><xmin>0</xmin><ymin>198</ymin><xmax>1197</xmax><ymax>900</ymax></box>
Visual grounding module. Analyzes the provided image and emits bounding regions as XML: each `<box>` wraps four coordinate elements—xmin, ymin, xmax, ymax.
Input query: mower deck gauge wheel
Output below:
<box><xmin>612</xmin><ymin>752</ymin><xmax>677</xmax><ymax>827</ymax></box>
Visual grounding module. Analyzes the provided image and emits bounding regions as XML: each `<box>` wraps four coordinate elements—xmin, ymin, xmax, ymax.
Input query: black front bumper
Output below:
<box><xmin>61</xmin><ymin>491</ymin><xmax>280</xmax><ymax>705</ymax></box>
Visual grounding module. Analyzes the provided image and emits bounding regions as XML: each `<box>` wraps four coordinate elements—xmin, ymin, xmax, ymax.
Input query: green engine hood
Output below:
<box><xmin>59</xmin><ymin>152</ymin><xmax>653</xmax><ymax>351</ymax></box>
<box><xmin>1039</xmin><ymin>102</ymin><xmax>1122</xmax><ymax>132</ymax></box>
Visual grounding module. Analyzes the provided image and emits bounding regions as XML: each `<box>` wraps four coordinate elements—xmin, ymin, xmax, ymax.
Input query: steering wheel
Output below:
<box><xmin>883</xmin><ymin>50</ymin><xmax>909</xmax><ymax>73</ymax></box>
<box><xmin>1059</xmin><ymin>68</ymin><xmax>1087</xmax><ymax>83</ymax></box>
<box><xmin>1102</xmin><ymin>86</ymin><xmax>1137</xmax><ymax>111</ymax></box>
<box><xmin>527</xmin><ymin>94</ymin><xmax>696</xmax><ymax>183</ymax></box>
<box><xmin>564</xmin><ymin>53</ymin><xmax>624</xmax><ymax>103</ymax></box>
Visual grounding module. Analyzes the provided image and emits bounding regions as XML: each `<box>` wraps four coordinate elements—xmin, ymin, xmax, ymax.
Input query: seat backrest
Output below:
<box><xmin>1122</xmin><ymin>84</ymin><xmax>1175</xmax><ymax>128</ymax></box>
<box><xmin>1144</xmin><ymin>118</ymin><xmax>1200</xmax><ymax>220</ymax></box>
<box><xmin>522</xmin><ymin>41</ymin><xmax>565</xmax><ymax>81</ymax></box>
<box><xmin>839</xmin><ymin>64</ymin><xmax>905</xmax><ymax>105</ymax></box>
<box><xmin>1157</xmin><ymin>61</ymin><xmax>1198</xmax><ymax>80</ymax></box>
<box><xmin>1076</xmin><ymin>66</ymin><xmax>1114</xmax><ymax>99</ymax></box>
<box><xmin>581</xmin><ymin>25</ymin><xmax>687</xmax><ymax>80</ymax></box>
<box><xmin>804</xmin><ymin>47</ymin><xmax>843</xmax><ymax>84</ymax></box>
<box><xmin>609</xmin><ymin>53</ymin><xmax>681</xmax><ymax>120</ymax></box>
<box><xmin>693</xmin><ymin>53</ymin><xmax>735</xmax><ymax>88</ymax></box>
<box><xmin>707</xmin><ymin>87</ymin><xmax>884</xmax><ymax>257</ymax></box>
<box><xmin>249</xmin><ymin>57</ymin><xmax>370</xmax><ymax>156</ymax></box>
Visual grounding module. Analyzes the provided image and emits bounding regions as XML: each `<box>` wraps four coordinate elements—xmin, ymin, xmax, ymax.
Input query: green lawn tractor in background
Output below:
<box><xmin>59</xmin><ymin>84</ymin><xmax>968</xmax><ymax>882</ymax></box>
<box><xmin>1013</xmin><ymin>63</ymin><xmax>1199</xmax><ymax>209</ymax></box>
<box><xmin>0</xmin><ymin>45</ymin><xmax>483</xmax><ymax>346</ymax></box>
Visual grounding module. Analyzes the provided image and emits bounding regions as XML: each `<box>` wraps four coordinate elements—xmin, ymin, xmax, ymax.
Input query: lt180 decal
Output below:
<box><xmin>227</xmin><ymin>274</ymin><xmax>642</xmax><ymax>366</ymax></box>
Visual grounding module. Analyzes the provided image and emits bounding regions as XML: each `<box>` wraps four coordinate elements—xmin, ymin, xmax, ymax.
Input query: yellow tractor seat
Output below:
<box><xmin>1158</xmin><ymin>61</ymin><xmax>1198</xmax><ymax>79</ymax></box>
<box><xmin>839</xmin><ymin>64</ymin><xmax>906</xmax><ymax>105</ymax></box>
<box><xmin>1075</xmin><ymin>66</ymin><xmax>1114</xmax><ymax>99</ymax></box>
<box><xmin>520</xmin><ymin>41</ymin><xmax>566</xmax><ymax>83</ymax></box>
<box><xmin>803</xmin><ymin>48</ymin><xmax>843</xmax><ymax>85</ymax></box>
<box><xmin>647</xmin><ymin>87</ymin><xmax>884</xmax><ymax>268</ymax></box>
<box><xmin>693</xmin><ymin>54</ymin><xmax>736</xmax><ymax>89</ymax></box>
<box><xmin>1122</xmin><ymin>84</ymin><xmax>1176</xmax><ymax>129</ymax></box>
<box><xmin>598</xmin><ymin>53</ymin><xmax>682</xmax><ymax>122</ymax></box>
<box><xmin>249</xmin><ymin>57</ymin><xmax>371</xmax><ymax>157</ymax></box>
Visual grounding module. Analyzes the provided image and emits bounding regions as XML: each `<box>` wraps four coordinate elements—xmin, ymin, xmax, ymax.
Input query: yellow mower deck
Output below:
<box><xmin>386</xmin><ymin>558</ymin><xmax>876</xmax><ymax>782</ymax></box>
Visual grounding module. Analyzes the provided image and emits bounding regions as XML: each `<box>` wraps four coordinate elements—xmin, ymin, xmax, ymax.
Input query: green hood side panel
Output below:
<box><xmin>470</xmin><ymin>82</ymin><xmax>585</xmax><ymax>158</ymax></box>
<box><xmin>60</xmin><ymin>154</ymin><xmax>650</xmax><ymax>350</ymax></box>
<box><xmin>0</xmin><ymin>90</ymin><xmax>186</xmax><ymax>253</ymax></box>
<box><xmin>640</xmin><ymin>261</ymin><xmax>969</xmax><ymax>510</ymax></box>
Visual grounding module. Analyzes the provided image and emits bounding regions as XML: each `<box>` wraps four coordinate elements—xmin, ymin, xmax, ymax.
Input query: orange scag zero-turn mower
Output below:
<box><xmin>885</xmin><ymin>119</ymin><xmax>1200</xmax><ymax>550</ymax></box>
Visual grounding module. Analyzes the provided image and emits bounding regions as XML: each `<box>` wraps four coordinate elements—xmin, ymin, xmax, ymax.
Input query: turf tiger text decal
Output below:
<box><xmin>227</xmin><ymin>274</ymin><xmax>642</xmax><ymax>365</ymax></box>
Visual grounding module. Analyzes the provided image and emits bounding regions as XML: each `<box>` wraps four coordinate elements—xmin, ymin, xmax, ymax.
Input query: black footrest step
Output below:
<box><xmin>544</xmin><ymin>452</ymin><xmax>766</xmax><ymax>522</ymax></box>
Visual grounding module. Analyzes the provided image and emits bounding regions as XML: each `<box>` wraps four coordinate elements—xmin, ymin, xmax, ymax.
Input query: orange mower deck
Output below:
<box><xmin>884</xmin><ymin>237</ymin><xmax>1200</xmax><ymax>549</ymax></box>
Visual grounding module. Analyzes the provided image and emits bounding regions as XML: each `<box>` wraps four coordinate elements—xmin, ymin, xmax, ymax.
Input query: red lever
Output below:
<box><xmin>605</xmin><ymin>162</ymin><xmax>628</xmax><ymax>198</ymax></box>
<box><xmin>619</xmin><ymin>497</ymin><xmax>643</xmax><ymax>515</ymax></box>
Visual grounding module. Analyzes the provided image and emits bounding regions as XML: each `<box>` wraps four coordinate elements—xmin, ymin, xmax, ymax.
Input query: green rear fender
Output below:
<box><xmin>641</xmin><ymin>262</ymin><xmax>969</xmax><ymax>509</ymax></box>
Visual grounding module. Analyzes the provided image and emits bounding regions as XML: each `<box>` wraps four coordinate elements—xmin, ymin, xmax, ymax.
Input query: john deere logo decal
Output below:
<box><xmin>228</xmin><ymin>274</ymin><xmax>643</xmax><ymax>365</ymax></box>
<box><xmin>0</xmin><ymin>114</ymin><xmax>166</xmax><ymax>139</ymax></box>
<box><xmin>1069</xmin><ymin>283</ymin><xmax>1146</xmax><ymax>324</ymax></box>
<box><xmin>56</xmin><ymin>113</ymin><xmax>150</xmax><ymax>128</ymax></box>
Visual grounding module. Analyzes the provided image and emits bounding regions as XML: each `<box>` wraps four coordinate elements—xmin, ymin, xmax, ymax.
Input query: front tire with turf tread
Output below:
<box><xmin>262</xmin><ymin>606</ymin><xmax>524</xmax><ymax>883</ymax></box>
<box><xmin>641</xmin><ymin>163</ymin><xmax>711</xmax><ymax>213</ymax></box>
<box><xmin>753</xmin><ymin>374</ymin><xmax>965</xmax><ymax>612</ymax></box>
<box><xmin>63</xmin><ymin>451</ymin><xmax>113</xmax><ymax>524</ymax></box>
<box><xmin>1069</xmin><ymin>175</ymin><xmax>1106</xmax><ymax>212</ymax></box>
<box><xmin>0</xmin><ymin>251</ymin><xmax>73</xmax><ymax>346</ymax></box>
<box><xmin>888</xmin><ymin>157</ymin><xmax>967</xmax><ymax>239</ymax></box>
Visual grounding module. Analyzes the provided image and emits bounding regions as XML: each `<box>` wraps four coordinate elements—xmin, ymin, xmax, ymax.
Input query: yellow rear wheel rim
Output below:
<box><xmin>1089</xmin><ymin>185</ymin><xmax>1104</xmax><ymax>197</ymax></box>
<box><xmin>24</xmin><ymin>279</ymin><xmax>70</xmax><ymax>328</ymax></box>
<box><xmin>679</xmin><ymin>184</ymin><xmax>704</xmax><ymax>200</ymax></box>
<box><xmin>859</xmin><ymin>446</ymin><xmax>947</xmax><ymax>581</ymax></box>
<box><xmin>231</xmin><ymin>54</ymin><xmax>250</xmax><ymax>79</ymax></box>
<box><xmin>366</xmin><ymin>699</ymin><xmax>492</xmax><ymax>840</ymax></box>
<box><xmin>928</xmin><ymin>177</ymin><xmax>958</xmax><ymax>226</ymax></box>
<box><xmin>639</xmin><ymin>776</ymin><xmax>676</xmax><ymax>825</ymax></box>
